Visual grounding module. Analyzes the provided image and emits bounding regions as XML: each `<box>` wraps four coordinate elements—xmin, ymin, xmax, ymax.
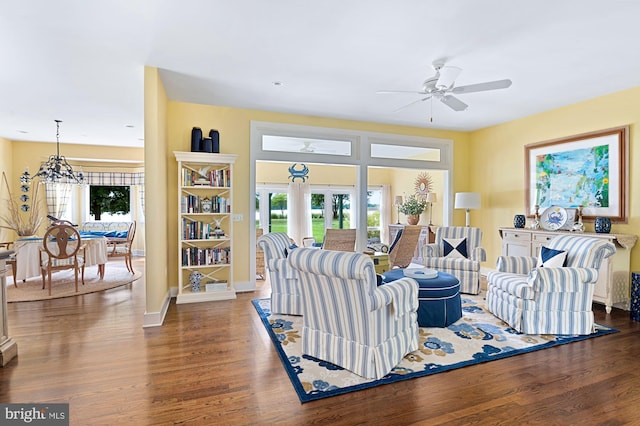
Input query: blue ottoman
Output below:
<box><xmin>382</xmin><ymin>269</ymin><xmax>462</xmax><ymax>327</ymax></box>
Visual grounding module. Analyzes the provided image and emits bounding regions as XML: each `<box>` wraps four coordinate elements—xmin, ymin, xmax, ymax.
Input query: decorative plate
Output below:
<box><xmin>540</xmin><ymin>205</ymin><xmax>568</xmax><ymax>231</ymax></box>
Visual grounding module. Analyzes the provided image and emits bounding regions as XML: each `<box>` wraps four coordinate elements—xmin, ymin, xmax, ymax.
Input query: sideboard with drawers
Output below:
<box><xmin>498</xmin><ymin>227</ymin><xmax>637</xmax><ymax>313</ymax></box>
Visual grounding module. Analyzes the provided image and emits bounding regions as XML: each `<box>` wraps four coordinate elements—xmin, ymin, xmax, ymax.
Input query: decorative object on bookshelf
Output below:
<box><xmin>209</xmin><ymin>129</ymin><xmax>220</xmax><ymax>153</ymax></box>
<box><xmin>189</xmin><ymin>270</ymin><xmax>203</xmax><ymax>293</ymax></box>
<box><xmin>513</xmin><ymin>214</ymin><xmax>526</xmax><ymax>228</ymax></box>
<box><xmin>201</xmin><ymin>197</ymin><xmax>212</xmax><ymax>213</ymax></box>
<box><xmin>595</xmin><ymin>217</ymin><xmax>611</xmax><ymax>234</ymax></box>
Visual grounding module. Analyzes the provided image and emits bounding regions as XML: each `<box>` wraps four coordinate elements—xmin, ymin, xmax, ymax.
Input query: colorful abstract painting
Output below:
<box><xmin>535</xmin><ymin>144</ymin><xmax>609</xmax><ymax>208</ymax></box>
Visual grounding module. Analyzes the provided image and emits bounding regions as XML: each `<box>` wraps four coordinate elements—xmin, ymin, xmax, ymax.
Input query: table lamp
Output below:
<box><xmin>454</xmin><ymin>192</ymin><xmax>480</xmax><ymax>227</ymax></box>
<box><xmin>394</xmin><ymin>195</ymin><xmax>403</xmax><ymax>224</ymax></box>
<box><xmin>425</xmin><ymin>192</ymin><xmax>437</xmax><ymax>225</ymax></box>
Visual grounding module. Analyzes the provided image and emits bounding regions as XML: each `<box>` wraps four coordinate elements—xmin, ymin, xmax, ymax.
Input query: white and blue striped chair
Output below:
<box><xmin>422</xmin><ymin>226</ymin><xmax>486</xmax><ymax>294</ymax></box>
<box><xmin>256</xmin><ymin>232</ymin><xmax>302</xmax><ymax>315</ymax></box>
<box><xmin>486</xmin><ymin>235</ymin><xmax>616</xmax><ymax>335</ymax></box>
<box><xmin>287</xmin><ymin>248</ymin><xmax>419</xmax><ymax>380</ymax></box>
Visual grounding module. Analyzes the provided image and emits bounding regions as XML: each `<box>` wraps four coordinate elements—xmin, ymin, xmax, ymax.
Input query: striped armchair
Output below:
<box><xmin>422</xmin><ymin>226</ymin><xmax>486</xmax><ymax>294</ymax></box>
<box><xmin>486</xmin><ymin>235</ymin><xmax>616</xmax><ymax>335</ymax></box>
<box><xmin>256</xmin><ymin>232</ymin><xmax>302</xmax><ymax>315</ymax></box>
<box><xmin>287</xmin><ymin>248</ymin><xmax>419</xmax><ymax>379</ymax></box>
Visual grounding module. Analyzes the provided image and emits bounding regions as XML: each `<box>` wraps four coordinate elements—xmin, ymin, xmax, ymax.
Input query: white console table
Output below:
<box><xmin>1</xmin><ymin>249</ymin><xmax>18</xmax><ymax>366</ymax></box>
<box><xmin>498</xmin><ymin>228</ymin><xmax>637</xmax><ymax>313</ymax></box>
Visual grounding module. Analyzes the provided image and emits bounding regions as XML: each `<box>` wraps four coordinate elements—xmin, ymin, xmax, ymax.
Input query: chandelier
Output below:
<box><xmin>33</xmin><ymin>120</ymin><xmax>85</xmax><ymax>184</ymax></box>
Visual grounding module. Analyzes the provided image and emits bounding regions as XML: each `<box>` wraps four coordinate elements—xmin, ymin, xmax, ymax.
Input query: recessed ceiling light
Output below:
<box><xmin>17</xmin><ymin>130</ymin><xmax>28</xmax><ymax>134</ymax></box>
<box><xmin>125</xmin><ymin>124</ymin><xmax>135</xmax><ymax>128</ymax></box>
<box><xmin>272</xmin><ymin>81</ymin><xmax>283</xmax><ymax>87</ymax></box>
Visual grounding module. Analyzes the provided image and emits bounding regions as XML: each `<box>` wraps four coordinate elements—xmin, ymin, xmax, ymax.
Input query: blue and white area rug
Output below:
<box><xmin>252</xmin><ymin>295</ymin><xmax>618</xmax><ymax>403</ymax></box>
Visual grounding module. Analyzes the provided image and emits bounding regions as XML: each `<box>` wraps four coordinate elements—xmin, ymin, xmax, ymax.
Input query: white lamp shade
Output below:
<box><xmin>394</xmin><ymin>195</ymin><xmax>403</xmax><ymax>205</ymax></box>
<box><xmin>425</xmin><ymin>192</ymin><xmax>437</xmax><ymax>203</ymax></box>
<box><xmin>454</xmin><ymin>192</ymin><xmax>480</xmax><ymax>210</ymax></box>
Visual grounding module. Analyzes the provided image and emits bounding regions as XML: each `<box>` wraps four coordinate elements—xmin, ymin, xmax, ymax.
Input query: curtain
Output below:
<box><xmin>380</xmin><ymin>184</ymin><xmax>391</xmax><ymax>244</ymax></box>
<box><xmin>287</xmin><ymin>182</ymin><xmax>311</xmax><ymax>245</ymax></box>
<box><xmin>44</xmin><ymin>183</ymin><xmax>72</xmax><ymax>219</ymax></box>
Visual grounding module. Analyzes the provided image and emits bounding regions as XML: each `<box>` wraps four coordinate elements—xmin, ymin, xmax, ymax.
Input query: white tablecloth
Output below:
<box><xmin>14</xmin><ymin>236</ymin><xmax>108</xmax><ymax>281</ymax></box>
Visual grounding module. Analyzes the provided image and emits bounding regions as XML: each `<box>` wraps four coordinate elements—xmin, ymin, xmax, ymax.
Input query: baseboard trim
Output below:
<box><xmin>142</xmin><ymin>288</ymin><xmax>172</xmax><ymax>328</ymax></box>
<box><xmin>234</xmin><ymin>280</ymin><xmax>256</xmax><ymax>292</ymax></box>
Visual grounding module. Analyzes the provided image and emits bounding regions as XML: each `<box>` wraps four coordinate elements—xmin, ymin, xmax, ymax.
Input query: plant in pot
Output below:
<box><xmin>399</xmin><ymin>195</ymin><xmax>427</xmax><ymax>225</ymax></box>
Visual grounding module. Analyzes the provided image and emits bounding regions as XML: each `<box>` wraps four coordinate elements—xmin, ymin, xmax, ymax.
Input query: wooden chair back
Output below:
<box><xmin>388</xmin><ymin>225</ymin><xmax>422</xmax><ymax>268</ymax></box>
<box><xmin>322</xmin><ymin>229</ymin><xmax>356</xmax><ymax>252</ymax></box>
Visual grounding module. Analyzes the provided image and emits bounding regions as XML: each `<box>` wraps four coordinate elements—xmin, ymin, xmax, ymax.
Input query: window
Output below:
<box><xmin>89</xmin><ymin>185</ymin><xmax>131</xmax><ymax>221</ymax></box>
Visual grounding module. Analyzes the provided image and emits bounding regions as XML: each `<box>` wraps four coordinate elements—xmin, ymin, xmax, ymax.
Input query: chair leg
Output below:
<box><xmin>98</xmin><ymin>264</ymin><xmax>105</xmax><ymax>279</ymax></box>
<box><xmin>81</xmin><ymin>265</ymin><xmax>85</xmax><ymax>285</ymax></box>
<box><xmin>48</xmin><ymin>270</ymin><xmax>52</xmax><ymax>296</ymax></box>
<box><xmin>74</xmin><ymin>268</ymin><xmax>78</xmax><ymax>292</ymax></box>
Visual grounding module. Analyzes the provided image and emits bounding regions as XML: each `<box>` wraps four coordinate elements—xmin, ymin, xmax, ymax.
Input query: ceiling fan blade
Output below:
<box><xmin>451</xmin><ymin>79</ymin><xmax>512</xmax><ymax>94</ymax></box>
<box><xmin>440</xmin><ymin>95</ymin><xmax>468</xmax><ymax>111</ymax></box>
<box><xmin>393</xmin><ymin>96</ymin><xmax>431</xmax><ymax>112</ymax></box>
<box><xmin>436</xmin><ymin>66</ymin><xmax>462</xmax><ymax>90</ymax></box>
<box><xmin>376</xmin><ymin>90</ymin><xmax>428</xmax><ymax>95</ymax></box>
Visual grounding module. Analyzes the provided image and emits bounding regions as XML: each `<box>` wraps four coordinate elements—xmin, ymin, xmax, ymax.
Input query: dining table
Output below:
<box><xmin>13</xmin><ymin>234</ymin><xmax>108</xmax><ymax>282</ymax></box>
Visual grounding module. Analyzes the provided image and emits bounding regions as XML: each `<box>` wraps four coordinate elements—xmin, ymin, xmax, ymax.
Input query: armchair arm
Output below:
<box><xmin>528</xmin><ymin>267</ymin><xmax>599</xmax><ymax>292</ymax></box>
<box><xmin>373</xmin><ymin>277</ymin><xmax>419</xmax><ymax>318</ymax></box>
<box><xmin>496</xmin><ymin>256</ymin><xmax>537</xmax><ymax>275</ymax></box>
<box><xmin>471</xmin><ymin>247</ymin><xmax>486</xmax><ymax>262</ymax></box>
<box><xmin>267</xmin><ymin>257</ymin><xmax>286</xmax><ymax>272</ymax></box>
<box><xmin>422</xmin><ymin>243</ymin><xmax>440</xmax><ymax>259</ymax></box>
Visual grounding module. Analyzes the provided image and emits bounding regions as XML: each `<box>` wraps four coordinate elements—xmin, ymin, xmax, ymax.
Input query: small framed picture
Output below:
<box><xmin>560</xmin><ymin>208</ymin><xmax>577</xmax><ymax>230</ymax></box>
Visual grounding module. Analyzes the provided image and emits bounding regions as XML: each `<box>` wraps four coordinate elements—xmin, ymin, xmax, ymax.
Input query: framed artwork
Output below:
<box><xmin>525</xmin><ymin>126</ymin><xmax>629</xmax><ymax>222</ymax></box>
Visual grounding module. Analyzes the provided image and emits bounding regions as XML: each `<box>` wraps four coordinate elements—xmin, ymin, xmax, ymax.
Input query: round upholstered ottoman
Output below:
<box><xmin>382</xmin><ymin>269</ymin><xmax>462</xmax><ymax>327</ymax></box>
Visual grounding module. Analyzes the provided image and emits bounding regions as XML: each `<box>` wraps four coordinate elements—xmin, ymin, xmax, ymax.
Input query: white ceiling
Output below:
<box><xmin>2</xmin><ymin>0</ymin><xmax>640</xmax><ymax>149</ymax></box>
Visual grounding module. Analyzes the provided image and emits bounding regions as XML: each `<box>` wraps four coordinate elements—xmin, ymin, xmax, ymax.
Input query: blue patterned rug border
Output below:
<box><xmin>252</xmin><ymin>298</ymin><xmax>618</xmax><ymax>403</ymax></box>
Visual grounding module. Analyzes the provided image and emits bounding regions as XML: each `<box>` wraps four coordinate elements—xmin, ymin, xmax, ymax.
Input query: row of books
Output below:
<box><xmin>181</xmin><ymin>247</ymin><xmax>230</xmax><ymax>266</ymax></box>
<box><xmin>182</xmin><ymin>219</ymin><xmax>226</xmax><ymax>240</ymax></box>
<box><xmin>182</xmin><ymin>168</ymin><xmax>231</xmax><ymax>187</ymax></box>
<box><xmin>180</xmin><ymin>195</ymin><xmax>230</xmax><ymax>214</ymax></box>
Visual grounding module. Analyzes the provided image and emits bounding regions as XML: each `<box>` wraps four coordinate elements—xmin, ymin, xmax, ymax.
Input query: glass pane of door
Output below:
<box><xmin>269</xmin><ymin>192</ymin><xmax>288</xmax><ymax>233</ymax></box>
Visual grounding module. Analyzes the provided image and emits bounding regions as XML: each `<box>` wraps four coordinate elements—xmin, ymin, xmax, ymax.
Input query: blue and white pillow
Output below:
<box><xmin>443</xmin><ymin>237</ymin><xmax>468</xmax><ymax>259</ymax></box>
<box><xmin>537</xmin><ymin>246</ymin><xmax>567</xmax><ymax>268</ymax></box>
<box><xmin>284</xmin><ymin>244</ymin><xmax>299</xmax><ymax>257</ymax></box>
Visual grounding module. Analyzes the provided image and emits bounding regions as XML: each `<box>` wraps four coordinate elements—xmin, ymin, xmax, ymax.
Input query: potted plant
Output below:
<box><xmin>399</xmin><ymin>195</ymin><xmax>427</xmax><ymax>225</ymax></box>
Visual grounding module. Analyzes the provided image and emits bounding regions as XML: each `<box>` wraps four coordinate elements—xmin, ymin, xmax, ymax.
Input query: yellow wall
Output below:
<box><xmin>166</xmin><ymin>101</ymin><xmax>470</xmax><ymax>288</ymax></box>
<box><xmin>470</xmin><ymin>86</ymin><xmax>640</xmax><ymax>270</ymax></box>
<box><xmin>144</xmin><ymin>66</ymin><xmax>169</xmax><ymax>317</ymax></box>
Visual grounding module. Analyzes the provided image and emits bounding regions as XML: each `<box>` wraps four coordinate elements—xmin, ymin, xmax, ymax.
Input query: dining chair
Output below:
<box><xmin>106</xmin><ymin>220</ymin><xmax>136</xmax><ymax>273</ymax></box>
<box><xmin>322</xmin><ymin>228</ymin><xmax>356</xmax><ymax>252</ymax></box>
<box><xmin>39</xmin><ymin>223</ymin><xmax>86</xmax><ymax>295</ymax></box>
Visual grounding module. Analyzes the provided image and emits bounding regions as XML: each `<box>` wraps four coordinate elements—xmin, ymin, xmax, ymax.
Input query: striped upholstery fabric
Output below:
<box><xmin>422</xmin><ymin>227</ymin><xmax>486</xmax><ymax>294</ymax></box>
<box><xmin>256</xmin><ymin>232</ymin><xmax>302</xmax><ymax>315</ymax></box>
<box><xmin>287</xmin><ymin>248</ymin><xmax>419</xmax><ymax>379</ymax></box>
<box><xmin>486</xmin><ymin>236</ymin><xmax>616</xmax><ymax>335</ymax></box>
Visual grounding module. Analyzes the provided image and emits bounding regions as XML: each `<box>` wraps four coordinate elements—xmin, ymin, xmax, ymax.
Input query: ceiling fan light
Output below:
<box><xmin>436</xmin><ymin>66</ymin><xmax>462</xmax><ymax>90</ymax></box>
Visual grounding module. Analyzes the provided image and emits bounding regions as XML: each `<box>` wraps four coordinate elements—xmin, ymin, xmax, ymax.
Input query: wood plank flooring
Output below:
<box><xmin>2</xmin><ymin>258</ymin><xmax>640</xmax><ymax>425</ymax></box>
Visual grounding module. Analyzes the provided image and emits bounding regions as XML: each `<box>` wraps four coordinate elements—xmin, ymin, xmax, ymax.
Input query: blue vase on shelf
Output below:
<box><xmin>513</xmin><ymin>214</ymin><xmax>526</xmax><ymax>228</ymax></box>
<box><xmin>594</xmin><ymin>217</ymin><xmax>611</xmax><ymax>234</ymax></box>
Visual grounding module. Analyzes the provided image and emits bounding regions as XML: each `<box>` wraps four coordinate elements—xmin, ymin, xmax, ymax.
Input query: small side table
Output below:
<box><xmin>367</xmin><ymin>252</ymin><xmax>389</xmax><ymax>274</ymax></box>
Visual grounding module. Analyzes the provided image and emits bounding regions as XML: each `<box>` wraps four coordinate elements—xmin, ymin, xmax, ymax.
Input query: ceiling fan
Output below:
<box><xmin>377</xmin><ymin>61</ymin><xmax>512</xmax><ymax>114</ymax></box>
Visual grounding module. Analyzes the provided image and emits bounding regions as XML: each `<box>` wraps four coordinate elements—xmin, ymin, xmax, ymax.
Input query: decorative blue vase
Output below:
<box><xmin>594</xmin><ymin>217</ymin><xmax>611</xmax><ymax>234</ymax></box>
<box><xmin>513</xmin><ymin>214</ymin><xmax>526</xmax><ymax>229</ymax></box>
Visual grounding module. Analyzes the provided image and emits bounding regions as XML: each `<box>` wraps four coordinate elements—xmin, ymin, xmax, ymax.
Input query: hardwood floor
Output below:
<box><xmin>2</xmin><ymin>259</ymin><xmax>640</xmax><ymax>425</ymax></box>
